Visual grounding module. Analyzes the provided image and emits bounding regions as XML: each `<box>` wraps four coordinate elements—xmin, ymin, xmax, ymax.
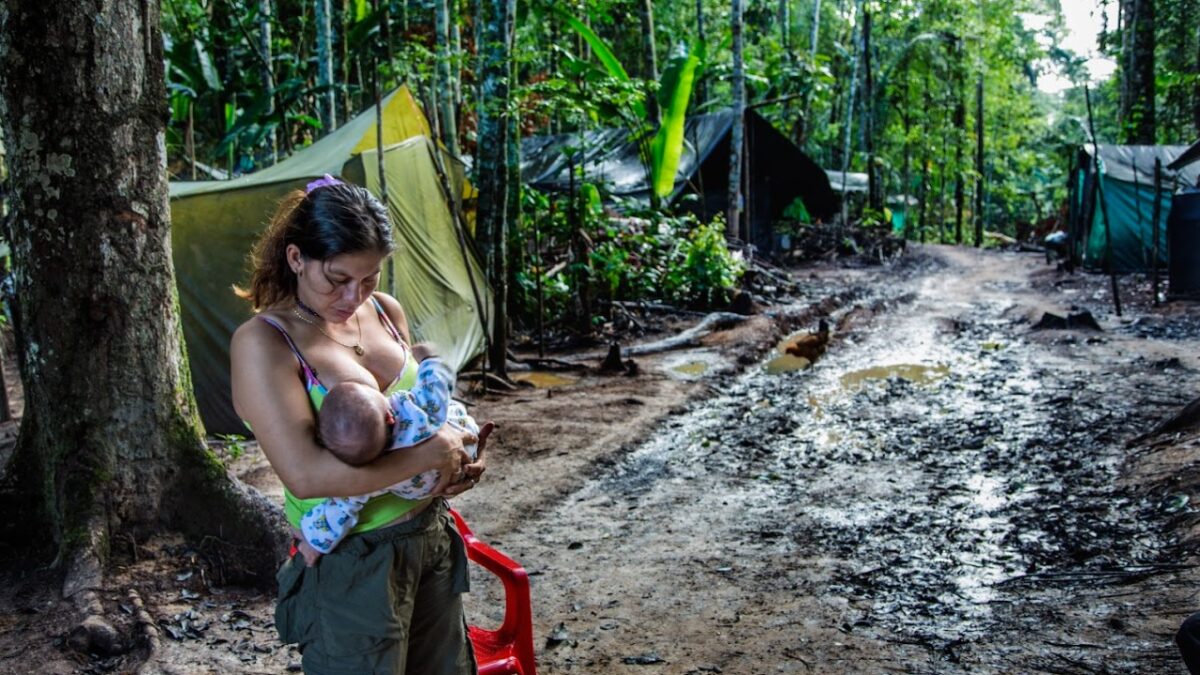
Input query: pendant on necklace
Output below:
<box><xmin>354</xmin><ymin>345</ymin><xmax>365</xmax><ymax>356</ymax></box>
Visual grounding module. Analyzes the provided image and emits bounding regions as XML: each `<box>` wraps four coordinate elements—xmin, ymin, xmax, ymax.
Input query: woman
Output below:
<box><xmin>231</xmin><ymin>177</ymin><xmax>485</xmax><ymax>674</ymax></box>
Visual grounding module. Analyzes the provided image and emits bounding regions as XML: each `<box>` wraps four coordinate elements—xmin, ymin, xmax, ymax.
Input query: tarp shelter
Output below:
<box><xmin>171</xmin><ymin>86</ymin><xmax>490</xmax><ymax>435</ymax></box>
<box><xmin>520</xmin><ymin>109</ymin><xmax>838</xmax><ymax>255</ymax></box>
<box><xmin>1067</xmin><ymin>144</ymin><xmax>1200</xmax><ymax>272</ymax></box>
<box><xmin>1168</xmin><ymin>138</ymin><xmax>1200</xmax><ymax>172</ymax></box>
<box><xmin>825</xmin><ymin>170</ymin><xmax>869</xmax><ymax>194</ymax></box>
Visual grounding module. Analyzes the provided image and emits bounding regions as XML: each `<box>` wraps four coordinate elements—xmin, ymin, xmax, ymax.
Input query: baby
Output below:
<box><xmin>295</xmin><ymin>343</ymin><xmax>480</xmax><ymax>563</ymax></box>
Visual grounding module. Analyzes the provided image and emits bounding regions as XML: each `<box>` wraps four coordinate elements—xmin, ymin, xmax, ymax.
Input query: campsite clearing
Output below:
<box><xmin>2</xmin><ymin>245</ymin><xmax>1200</xmax><ymax>674</ymax></box>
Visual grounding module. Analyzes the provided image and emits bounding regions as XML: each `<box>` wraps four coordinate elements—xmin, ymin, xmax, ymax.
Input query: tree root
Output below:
<box><xmin>128</xmin><ymin>588</ymin><xmax>163</xmax><ymax>675</ymax></box>
<box><xmin>172</xmin><ymin>465</ymin><xmax>291</xmax><ymax>587</ymax></box>
<box><xmin>61</xmin><ymin>513</ymin><xmax>126</xmax><ymax>658</ymax></box>
<box><xmin>566</xmin><ymin>312</ymin><xmax>749</xmax><ymax>362</ymax></box>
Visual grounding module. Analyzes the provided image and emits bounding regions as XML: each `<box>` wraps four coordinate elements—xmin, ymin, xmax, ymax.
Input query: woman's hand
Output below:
<box><xmin>436</xmin><ymin>422</ymin><xmax>493</xmax><ymax>497</ymax></box>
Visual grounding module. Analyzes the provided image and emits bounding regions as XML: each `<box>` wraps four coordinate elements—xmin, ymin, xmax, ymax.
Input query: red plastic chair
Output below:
<box><xmin>450</xmin><ymin>508</ymin><xmax>537</xmax><ymax>675</ymax></box>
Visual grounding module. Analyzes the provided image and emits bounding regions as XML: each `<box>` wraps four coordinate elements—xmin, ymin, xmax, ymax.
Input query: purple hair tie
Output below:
<box><xmin>305</xmin><ymin>174</ymin><xmax>343</xmax><ymax>194</ymax></box>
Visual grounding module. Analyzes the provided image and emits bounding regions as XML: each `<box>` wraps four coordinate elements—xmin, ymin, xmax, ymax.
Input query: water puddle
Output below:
<box><xmin>662</xmin><ymin>350</ymin><xmax>724</xmax><ymax>379</ymax></box>
<box><xmin>672</xmin><ymin>361</ymin><xmax>710</xmax><ymax>376</ymax></box>
<box><xmin>838</xmin><ymin>363</ymin><xmax>950</xmax><ymax>391</ymax></box>
<box><xmin>764</xmin><ymin>353</ymin><xmax>813</xmax><ymax>373</ymax></box>
<box><xmin>511</xmin><ymin>371</ymin><xmax>578</xmax><ymax>388</ymax></box>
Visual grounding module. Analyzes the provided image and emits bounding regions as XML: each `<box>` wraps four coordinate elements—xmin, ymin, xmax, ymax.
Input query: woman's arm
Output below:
<box><xmin>231</xmin><ymin>318</ymin><xmax>469</xmax><ymax>499</ymax></box>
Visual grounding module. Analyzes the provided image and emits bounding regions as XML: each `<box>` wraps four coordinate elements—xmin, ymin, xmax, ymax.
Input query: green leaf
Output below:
<box><xmin>353</xmin><ymin>0</ymin><xmax>370</xmax><ymax>22</ymax></box>
<box><xmin>346</xmin><ymin>8</ymin><xmax>385</xmax><ymax>53</ymax></box>
<box><xmin>194</xmin><ymin>39</ymin><xmax>221</xmax><ymax>91</ymax></box>
<box><xmin>289</xmin><ymin>113</ymin><xmax>323</xmax><ymax>130</ymax></box>
<box><xmin>550</xmin><ymin>4</ymin><xmax>646</xmax><ymax>120</ymax></box>
<box><xmin>650</xmin><ymin>39</ymin><xmax>703</xmax><ymax>198</ymax></box>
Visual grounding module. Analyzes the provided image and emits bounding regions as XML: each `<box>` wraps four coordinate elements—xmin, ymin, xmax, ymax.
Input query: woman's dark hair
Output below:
<box><xmin>237</xmin><ymin>182</ymin><xmax>394</xmax><ymax>310</ymax></box>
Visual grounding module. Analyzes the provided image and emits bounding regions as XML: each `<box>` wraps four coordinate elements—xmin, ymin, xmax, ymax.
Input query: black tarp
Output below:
<box><xmin>520</xmin><ymin>109</ymin><xmax>838</xmax><ymax>255</ymax></box>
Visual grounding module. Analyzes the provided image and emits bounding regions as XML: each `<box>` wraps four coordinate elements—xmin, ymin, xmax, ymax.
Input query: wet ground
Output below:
<box><xmin>3</xmin><ymin>244</ymin><xmax>1200</xmax><ymax>674</ymax></box>
<box><xmin>458</xmin><ymin>245</ymin><xmax>1200</xmax><ymax>674</ymax></box>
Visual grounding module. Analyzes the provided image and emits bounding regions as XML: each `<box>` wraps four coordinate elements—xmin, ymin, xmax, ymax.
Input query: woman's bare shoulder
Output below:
<box><xmin>371</xmin><ymin>291</ymin><xmax>404</xmax><ymax>315</ymax></box>
<box><xmin>371</xmin><ymin>292</ymin><xmax>411</xmax><ymax>338</ymax></box>
<box><xmin>231</xmin><ymin>311</ymin><xmax>292</xmax><ymax>361</ymax></box>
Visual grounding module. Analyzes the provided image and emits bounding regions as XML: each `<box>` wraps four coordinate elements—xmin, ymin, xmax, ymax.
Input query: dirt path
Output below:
<box><xmin>4</xmin><ymin>244</ymin><xmax>1200</xmax><ymax>674</ymax></box>
<box><xmin>455</xmin><ymin>245</ymin><xmax>1200</xmax><ymax>674</ymax></box>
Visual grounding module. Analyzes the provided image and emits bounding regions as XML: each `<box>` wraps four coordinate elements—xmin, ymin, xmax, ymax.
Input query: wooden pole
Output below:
<box><xmin>1151</xmin><ymin>157</ymin><xmax>1163</xmax><ymax>304</ymax></box>
<box><xmin>1085</xmin><ymin>85</ymin><xmax>1123</xmax><ymax>317</ymax></box>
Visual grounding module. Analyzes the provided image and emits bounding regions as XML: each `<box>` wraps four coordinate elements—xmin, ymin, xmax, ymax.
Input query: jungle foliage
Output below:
<box><xmin>154</xmin><ymin>0</ymin><xmax>1200</xmax><ymax>336</ymax></box>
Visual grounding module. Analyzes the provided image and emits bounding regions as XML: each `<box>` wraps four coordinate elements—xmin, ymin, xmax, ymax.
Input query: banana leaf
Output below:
<box><xmin>650</xmin><ymin>39</ymin><xmax>704</xmax><ymax>198</ymax></box>
<box><xmin>194</xmin><ymin>39</ymin><xmax>222</xmax><ymax>92</ymax></box>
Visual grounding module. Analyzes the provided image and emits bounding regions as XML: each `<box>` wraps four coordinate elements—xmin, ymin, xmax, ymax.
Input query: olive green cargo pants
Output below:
<box><xmin>275</xmin><ymin>500</ymin><xmax>477</xmax><ymax>674</ymax></box>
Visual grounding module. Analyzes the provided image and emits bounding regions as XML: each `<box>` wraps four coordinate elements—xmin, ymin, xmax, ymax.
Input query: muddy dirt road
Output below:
<box><xmin>456</xmin><ymin>245</ymin><xmax>1200</xmax><ymax>674</ymax></box>
<box><xmin>5</xmin><ymin>244</ymin><xmax>1200</xmax><ymax>675</ymax></box>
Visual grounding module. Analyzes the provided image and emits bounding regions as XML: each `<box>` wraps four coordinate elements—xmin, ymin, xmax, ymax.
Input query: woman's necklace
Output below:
<box><xmin>293</xmin><ymin>300</ymin><xmax>365</xmax><ymax>356</ymax></box>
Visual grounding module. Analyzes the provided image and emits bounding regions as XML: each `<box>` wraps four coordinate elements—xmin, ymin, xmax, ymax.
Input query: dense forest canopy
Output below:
<box><xmin>159</xmin><ymin>0</ymin><xmax>1199</xmax><ymax>236</ymax></box>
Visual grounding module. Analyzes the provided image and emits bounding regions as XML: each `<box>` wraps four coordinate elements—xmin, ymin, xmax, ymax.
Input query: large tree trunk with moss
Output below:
<box><xmin>0</xmin><ymin>1</ymin><xmax>288</xmax><ymax>595</ymax></box>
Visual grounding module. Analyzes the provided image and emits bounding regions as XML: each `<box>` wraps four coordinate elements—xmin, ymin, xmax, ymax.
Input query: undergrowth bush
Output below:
<box><xmin>511</xmin><ymin>188</ymin><xmax>744</xmax><ymax>334</ymax></box>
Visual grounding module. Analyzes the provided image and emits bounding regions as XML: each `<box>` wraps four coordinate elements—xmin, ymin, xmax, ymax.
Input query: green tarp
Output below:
<box><xmin>1075</xmin><ymin>144</ymin><xmax>1200</xmax><ymax>273</ymax></box>
<box><xmin>171</xmin><ymin>87</ymin><xmax>490</xmax><ymax>435</ymax></box>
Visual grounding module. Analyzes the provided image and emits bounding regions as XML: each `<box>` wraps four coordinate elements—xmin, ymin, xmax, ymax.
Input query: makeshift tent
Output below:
<box><xmin>171</xmin><ymin>86</ymin><xmax>490</xmax><ymax>435</ymax></box>
<box><xmin>1066</xmin><ymin>144</ymin><xmax>1200</xmax><ymax>273</ymax></box>
<box><xmin>520</xmin><ymin>109</ymin><xmax>838</xmax><ymax>255</ymax></box>
<box><xmin>1169</xmin><ymin>138</ymin><xmax>1200</xmax><ymax>172</ymax></box>
<box><xmin>825</xmin><ymin>170</ymin><xmax>869</xmax><ymax>194</ymax></box>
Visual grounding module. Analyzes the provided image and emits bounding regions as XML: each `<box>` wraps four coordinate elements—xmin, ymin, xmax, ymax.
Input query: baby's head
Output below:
<box><xmin>318</xmin><ymin>381</ymin><xmax>392</xmax><ymax>465</ymax></box>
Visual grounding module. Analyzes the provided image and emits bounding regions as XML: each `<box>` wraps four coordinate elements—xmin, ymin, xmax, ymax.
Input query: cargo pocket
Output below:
<box><xmin>314</xmin><ymin>542</ymin><xmax>404</xmax><ymax>659</ymax></box>
<box><xmin>442</xmin><ymin>513</ymin><xmax>471</xmax><ymax>595</ymax></box>
<box><xmin>274</xmin><ymin>555</ymin><xmax>314</xmax><ymax>646</ymax></box>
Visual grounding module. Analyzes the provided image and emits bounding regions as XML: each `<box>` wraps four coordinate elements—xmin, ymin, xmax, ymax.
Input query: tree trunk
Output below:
<box><xmin>974</xmin><ymin>72</ymin><xmax>985</xmax><ymax>246</ymax></box>
<box><xmin>953</xmin><ymin>44</ymin><xmax>966</xmax><ymax>244</ymax></box>
<box><xmin>779</xmin><ymin>0</ymin><xmax>791</xmax><ymax>54</ymax></box>
<box><xmin>839</xmin><ymin>0</ymin><xmax>862</xmax><ymax>225</ymax></box>
<box><xmin>727</xmin><ymin>0</ymin><xmax>746</xmax><ymax>239</ymax></box>
<box><xmin>0</xmin><ymin>1</ymin><xmax>287</xmax><ymax>589</ymax></box>
<box><xmin>476</xmin><ymin>0</ymin><xmax>513</xmax><ymax>377</ymax></box>
<box><xmin>436</xmin><ymin>0</ymin><xmax>460</xmax><ymax>156</ymax></box>
<box><xmin>638</xmin><ymin>0</ymin><xmax>659</xmax><ymax>124</ymax></box>
<box><xmin>863</xmin><ymin>8</ymin><xmax>881</xmax><ymax>212</ymax></box>
<box><xmin>1120</xmin><ymin>0</ymin><xmax>1156</xmax><ymax>143</ymax></box>
<box><xmin>695</xmin><ymin>0</ymin><xmax>708</xmax><ymax>108</ymax></box>
<box><xmin>502</xmin><ymin>0</ymin><xmax>519</xmax><ymax>360</ymax></box>
<box><xmin>1194</xmin><ymin>22</ymin><xmax>1200</xmax><ymax>135</ymax></box>
<box><xmin>316</xmin><ymin>0</ymin><xmax>338</xmax><ymax>132</ymax></box>
<box><xmin>901</xmin><ymin>58</ymin><xmax>911</xmax><ymax>239</ymax></box>
<box><xmin>258</xmin><ymin>0</ymin><xmax>278</xmax><ymax>162</ymax></box>
<box><xmin>795</xmin><ymin>0</ymin><xmax>821</xmax><ymax>147</ymax></box>
<box><xmin>917</xmin><ymin>70</ymin><xmax>932</xmax><ymax>243</ymax></box>
<box><xmin>453</xmin><ymin>19</ymin><xmax>463</xmax><ymax>111</ymax></box>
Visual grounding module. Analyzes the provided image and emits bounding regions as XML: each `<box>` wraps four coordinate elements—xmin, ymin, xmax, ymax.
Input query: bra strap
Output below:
<box><xmin>257</xmin><ymin>315</ymin><xmax>322</xmax><ymax>388</ymax></box>
<box><xmin>370</xmin><ymin>295</ymin><xmax>404</xmax><ymax>343</ymax></box>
